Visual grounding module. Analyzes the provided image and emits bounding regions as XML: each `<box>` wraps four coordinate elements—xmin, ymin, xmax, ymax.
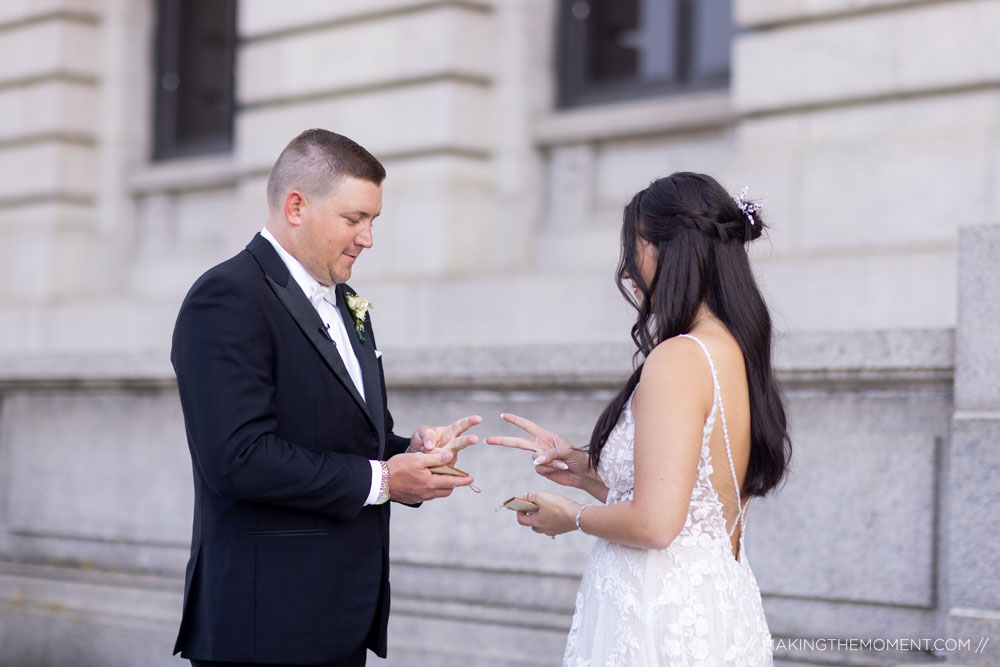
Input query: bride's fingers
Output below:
<box><xmin>533</xmin><ymin>447</ymin><xmax>570</xmax><ymax>468</ymax></box>
<box><xmin>534</xmin><ymin>463</ymin><xmax>568</xmax><ymax>477</ymax></box>
<box><xmin>500</xmin><ymin>413</ymin><xmax>547</xmax><ymax>438</ymax></box>
<box><xmin>536</xmin><ymin>459</ymin><xmax>569</xmax><ymax>471</ymax></box>
<box><xmin>484</xmin><ymin>436</ymin><xmax>539</xmax><ymax>452</ymax></box>
<box><xmin>533</xmin><ymin>446</ymin><xmax>557</xmax><ymax>463</ymax></box>
<box><xmin>516</xmin><ymin>511</ymin><xmax>537</xmax><ymax>527</ymax></box>
<box><xmin>534</xmin><ymin>458</ymin><xmax>569</xmax><ymax>472</ymax></box>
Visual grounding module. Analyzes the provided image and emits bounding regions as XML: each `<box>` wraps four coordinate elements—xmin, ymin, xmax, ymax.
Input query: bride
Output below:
<box><xmin>487</xmin><ymin>173</ymin><xmax>791</xmax><ymax>666</ymax></box>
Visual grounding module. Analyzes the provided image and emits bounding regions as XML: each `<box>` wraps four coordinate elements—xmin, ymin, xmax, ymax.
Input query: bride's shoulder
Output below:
<box><xmin>640</xmin><ymin>335</ymin><xmax>712</xmax><ymax>383</ymax></box>
<box><xmin>634</xmin><ymin>336</ymin><xmax>715</xmax><ymax>413</ymax></box>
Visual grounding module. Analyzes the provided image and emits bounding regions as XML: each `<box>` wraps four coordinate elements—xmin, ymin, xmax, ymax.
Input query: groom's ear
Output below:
<box><xmin>284</xmin><ymin>190</ymin><xmax>306</xmax><ymax>226</ymax></box>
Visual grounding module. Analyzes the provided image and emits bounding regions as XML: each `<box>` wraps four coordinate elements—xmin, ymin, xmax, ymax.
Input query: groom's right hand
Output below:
<box><xmin>385</xmin><ymin>449</ymin><xmax>474</xmax><ymax>504</ymax></box>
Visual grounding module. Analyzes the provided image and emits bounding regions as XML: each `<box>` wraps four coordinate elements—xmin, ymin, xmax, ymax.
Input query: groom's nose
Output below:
<box><xmin>356</xmin><ymin>223</ymin><xmax>373</xmax><ymax>248</ymax></box>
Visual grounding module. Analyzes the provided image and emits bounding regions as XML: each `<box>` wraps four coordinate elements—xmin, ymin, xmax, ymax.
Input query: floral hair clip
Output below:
<box><xmin>733</xmin><ymin>186</ymin><xmax>759</xmax><ymax>225</ymax></box>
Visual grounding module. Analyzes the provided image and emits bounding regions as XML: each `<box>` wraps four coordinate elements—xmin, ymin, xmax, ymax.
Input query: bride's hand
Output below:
<box><xmin>485</xmin><ymin>413</ymin><xmax>591</xmax><ymax>489</ymax></box>
<box><xmin>515</xmin><ymin>491</ymin><xmax>579</xmax><ymax>538</ymax></box>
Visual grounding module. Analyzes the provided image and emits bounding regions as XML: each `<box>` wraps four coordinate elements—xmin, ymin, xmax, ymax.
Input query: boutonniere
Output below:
<box><xmin>344</xmin><ymin>293</ymin><xmax>373</xmax><ymax>343</ymax></box>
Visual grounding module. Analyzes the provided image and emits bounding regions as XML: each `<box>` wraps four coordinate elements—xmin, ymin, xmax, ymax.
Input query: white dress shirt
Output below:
<box><xmin>260</xmin><ymin>228</ymin><xmax>385</xmax><ymax>506</ymax></box>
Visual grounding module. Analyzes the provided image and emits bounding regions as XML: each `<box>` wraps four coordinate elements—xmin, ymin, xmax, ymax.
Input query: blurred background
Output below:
<box><xmin>0</xmin><ymin>0</ymin><xmax>998</xmax><ymax>665</ymax></box>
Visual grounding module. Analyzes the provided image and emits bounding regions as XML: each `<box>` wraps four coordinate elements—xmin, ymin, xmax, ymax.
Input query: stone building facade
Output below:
<box><xmin>0</xmin><ymin>0</ymin><xmax>997</xmax><ymax>665</ymax></box>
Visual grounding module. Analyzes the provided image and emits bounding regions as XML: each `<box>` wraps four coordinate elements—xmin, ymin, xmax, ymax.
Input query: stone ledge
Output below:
<box><xmin>736</xmin><ymin>0</ymin><xmax>949</xmax><ymax>30</ymax></box>
<box><xmin>533</xmin><ymin>91</ymin><xmax>734</xmax><ymax>148</ymax></box>
<box><xmin>774</xmin><ymin>329</ymin><xmax>954</xmax><ymax>390</ymax></box>
<box><xmin>239</xmin><ymin>0</ymin><xmax>493</xmax><ymax>43</ymax></box>
<box><xmin>0</xmin><ymin>351</ymin><xmax>173</xmax><ymax>389</ymax></box>
<box><xmin>392</xmin><ymin>597</ymin><xmax>570</xmax><ymax>634</ymax></box>
<box><xmin>764</xmin><ymin>596</ymin><xmax>942</xmax><ymax>648</ymax></box>
<box><xmin>0</xmin><ymin>7</ymin><xmax>102</xmax><ymax>32</ymax></box>
<box><xmin>128</xmin><ymin>155</ymin><xmax>241</xmax><ymax>197</ymax></box>
<box><xmin>0</xmin><ymin>560</ymin><xmax>181</xmax><ymax>628</ymax></box>
<box><xmin>390</xmin><ymin>561</ymin><xmax>577</xmax><ymax>618</ymax></box>
<box><xmin>0</xmin><ymin>329</ymin><xmax>954</xmax><ymax>390</ymax></box>
<box><xmin>385</xmin><ymin>343</ymin><xmax>635</xmax><ymax>389</ymax></box>
<box><xmin>0</xmin><ymin>560</ymin><xmax>181</xmax><ymax>592</ymax></box>
<box><xmin>328</xmin><ymin>328</ymin><xmax>953</xmax><ymax>390</ymax></box>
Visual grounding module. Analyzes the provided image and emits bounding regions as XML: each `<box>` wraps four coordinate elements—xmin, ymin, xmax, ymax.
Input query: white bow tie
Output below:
<box><xmin>310</xmin><ymin>284</ymin><xmax>335</xmax><ymax>308</ymax></box>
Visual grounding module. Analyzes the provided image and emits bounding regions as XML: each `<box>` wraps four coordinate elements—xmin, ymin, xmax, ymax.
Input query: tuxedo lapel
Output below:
<box><xmin>337</xmin><ymin>284</ymin><xmax>387</xmax><ymax>459</ymax></box>
<box><xmin>247</xmin><ymin>235</ymin><xmax>375</xmax><ymax>427</ymax></box>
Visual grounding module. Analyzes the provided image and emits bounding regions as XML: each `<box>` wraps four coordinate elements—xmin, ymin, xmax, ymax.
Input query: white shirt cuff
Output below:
<box><xmin>364</xmin><ymin>459</ymin><xmax>382</xmax><ymax>506</ymax></box>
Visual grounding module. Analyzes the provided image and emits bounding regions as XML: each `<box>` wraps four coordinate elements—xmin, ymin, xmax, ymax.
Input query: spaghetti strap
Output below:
<box><xmin>678</xmin><ymin>334</ymin><xmax>745</xmax><ymax>539</ymax></box>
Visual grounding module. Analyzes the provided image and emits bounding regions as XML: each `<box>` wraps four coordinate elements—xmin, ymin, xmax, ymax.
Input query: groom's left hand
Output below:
<box><xmin>409</xmin><ymin>414</ymin><xmax>483</xmax><ymax>462</ymax></box>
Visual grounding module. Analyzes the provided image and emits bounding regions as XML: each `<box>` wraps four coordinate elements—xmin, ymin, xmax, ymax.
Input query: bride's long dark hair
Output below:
<box><xmin>588</xmin><ymin>172</ymin><xmax>790</xmax><ymax>497</ymax></box>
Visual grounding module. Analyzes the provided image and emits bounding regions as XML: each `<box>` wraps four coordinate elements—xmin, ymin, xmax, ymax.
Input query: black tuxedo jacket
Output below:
<box><xmin>171</xmin><ymin>233</ymin><xmax>411</xmax><ymax>663</ymax></box>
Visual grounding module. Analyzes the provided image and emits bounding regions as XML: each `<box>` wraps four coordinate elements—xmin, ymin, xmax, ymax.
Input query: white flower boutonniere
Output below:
<box><xmin>344</xmin><ymin>293</ymin><xmax>373</xmax><ymax>343</ymax></box>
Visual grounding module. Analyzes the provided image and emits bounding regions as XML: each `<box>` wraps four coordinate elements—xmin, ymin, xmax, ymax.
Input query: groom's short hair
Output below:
<box><xmin>266</xmin><ymin>129</ymin><xmax>386</xmax><ymax>212</ymax></box>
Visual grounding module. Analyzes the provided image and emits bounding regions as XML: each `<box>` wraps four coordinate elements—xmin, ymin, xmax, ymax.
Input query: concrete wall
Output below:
<box><xmin>0</xmin><ymin>0</ymin><xmax>998</xmax><ymax>664</ymax></box>
<box><xmin>0</xmin><ymin>327</ymin><xmax>975</xmax><ymax>666</ymax></box>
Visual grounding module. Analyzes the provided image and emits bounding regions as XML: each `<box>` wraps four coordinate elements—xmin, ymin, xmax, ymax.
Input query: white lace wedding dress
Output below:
<box><xmin>564</xmin><ymin>335</ymin><xmax>773</xmax><ymax>666</ymax></box>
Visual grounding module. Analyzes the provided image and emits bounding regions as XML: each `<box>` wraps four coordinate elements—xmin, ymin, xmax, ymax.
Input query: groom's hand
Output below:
<box><xmin>409</xmin><ymin>414</ymin><xmax>483</xmax><ymax>464</ymax></box>
<box><xmin>386</xmin><ymin>449</ymin><xmax>475</xmax><ymax>504</ymax></box>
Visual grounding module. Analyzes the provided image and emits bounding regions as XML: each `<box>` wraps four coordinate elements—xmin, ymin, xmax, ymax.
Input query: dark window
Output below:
<box><xmin>154</xmin><ymin>0</ymin><xmax>236</xmax><ymax>160</ymax></box>
<box><xmin>559</xmin><ymin>0</ymin><xmax>734</xmax><ymax>108</ymax></box>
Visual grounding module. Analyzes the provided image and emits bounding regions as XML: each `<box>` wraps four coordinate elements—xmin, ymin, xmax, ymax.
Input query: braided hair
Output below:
<box><xmin>588</xmin><ymin>172</ymin><xmax>790</xmax><ymax>498</ymax></box>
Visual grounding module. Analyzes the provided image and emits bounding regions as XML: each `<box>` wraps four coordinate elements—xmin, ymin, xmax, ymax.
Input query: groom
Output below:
<box><xmin>171</xmin><ymin>129</ymin><xmax>479</xmax><ymax>666</ymax></box>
